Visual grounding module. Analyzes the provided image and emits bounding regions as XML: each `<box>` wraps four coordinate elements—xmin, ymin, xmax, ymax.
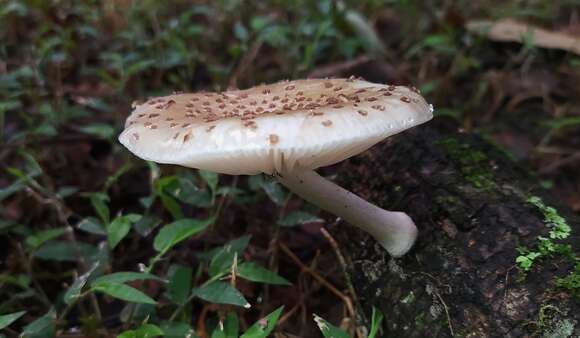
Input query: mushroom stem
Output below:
<box><xmin>277</xmin><ymin>169</ymin><xmax>417</xmax><ymax>257</ymax></box>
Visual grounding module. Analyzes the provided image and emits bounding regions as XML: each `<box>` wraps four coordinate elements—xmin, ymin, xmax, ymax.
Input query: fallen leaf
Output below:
<box><xmin>467</xmin><ymin>18</ymin><xmax>580</xmax><ymax>55</ymax></box>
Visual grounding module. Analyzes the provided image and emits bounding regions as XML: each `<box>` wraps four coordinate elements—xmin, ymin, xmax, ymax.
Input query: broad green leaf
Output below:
<box><xmin>117</xmin><ymin>323</ymin><xmax>164</xmax><ymax>338</ymax></box>
<box><xmin>199</xmin><ymin>170</ymin><xmax>218</xmax><ymax>193</ymax></box>
<box><xmin>92</xmin><ymin>282</ymin><xmax>156</xmax><ymax>304</ymax></box>
<box><xmin>277</xmin><ymin>211</ymin><xmax>323</xmax><ymax>227</ymax></box>
<box><xmin>0</xmin><ymin>311</ymin><xmax>25</xmax><ymax>330</ymax></box>
<box><xmin>55</xmin><ymin>186</ymin><xmax>78</xmax><ymax>198</ymax></box>
<box><xmin>167</xmin><ymin>265</ymin><xmax>192</xmax><ymax>305</ymax></box>
<box><xmin>197</xmin><ymin>235</ymin><xmax>251</xmax><ymax>261</ymax></box>
<box><xmin>237</xmin><ymin>263</ymin><xmax>291</xmax><ymax>286</ymax></box>
<box><xmin>313</xmin><ymin>314</ymin><xmax>350</xmax><ymax>338</ymax></box>
<box><xmin>120</xmin><ymin>303</ymin><xmax>156</xmax><ymax>324</ymax></box>
<box><xmin>25</xmin><ymin>227</ymin><xmax>68</xmax><ymax>249</ymax></box>
<box><xmin>21</xmin><ymin>310</ymin><xmax>56</xmax><ymax>338</ymax></box>
<box><xmin>260</xmin><ymin>179</ymin><xmax>286</xmax><ymax>206</ymax></box>
<box><xmin>90</xmin><ymin>192</ymin><xmax>110</xmax><ymax>225</ymax></box>
<box><xmin>223</xmin><ymin>312</ymin><xmax>239</xmax><ymax>338</ymax></box>
<box><xmin>117</xmin><ymin>330</ymin><xmax>137</xmax><ymax>338</ymax></box>
<box><xmin>368</xmin><ymin>306</ymin><xmax>384</xmax><ymax>338</ymax></box>
<box><xmin>91</xmin><ymin>272</ymin><xmax>161</xmax><ymax>286</ymax></box>
<box><xmin>133</xmin><ymin>215</ymin><xmax>161</xmax><ymax>237</ymax></box>
<box><xmin>208</xmin><ymin>245</ymin><xmax>237</xmax><ymax>278</ymax></box>
<box><xmin>240</xmin><ymin>306</ymin><xmax>284</xmax><ymax>338</ymax></box>
<box><xmin>153</xmin><ymin>217</ymin><xmax>214</xmax><ymax>254</ymax></box>
<box><xmin>33</xmin><ymin>240</ymin><xmax>98</xmax><ymax>262</ymax></box>
<box><xmin>79</xmin><ymin>123</ymin><xmax>115</xmax><ymax>139</ymax></box>
<box><xmin>210</xmin><ymin>328</ymin><xmax>226</xmax><ymax>338</ymax></box>
<box><xmin>192</xmin><ymin>281</ymin><xmax>249</xmax><ymax>308</ymax></box>
<box><xmin>160</xmin><ymin>321</ymin><xmax>197</xmax><ymax>338</ymax></box>
<box><xmin>64</xmin><ymin>264</ymin><xmax>100</xmax><ymax>305</ymax></box>
<box><xmin>160</xmin><ymin>193</ymin><xmax>183</xmax><ymax>219</ymax></box>
<box><xmin>137</xmin><ymin>323</ymin><xmax>164</xmax><ymax>337</ymax></box>
<box><xmin>77</xmin><ymin>217</ymin><xmax>106</xmax><ymax>235</ymax></box>
<box><xmin>107</xmin><ymin>214</ymin><xmax>141</xmax><ymax>249</ymax></box>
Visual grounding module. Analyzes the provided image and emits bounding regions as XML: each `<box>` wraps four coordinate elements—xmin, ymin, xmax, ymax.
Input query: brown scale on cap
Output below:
<box><xmin>269</xmin><ymin>134</ymin><xmax>279</xmax><ymax>145</ymax></box>
<box><xmin>124</xmin><ymin>78</ymin><xmax>427</xmax><ymax>134</ymax></box>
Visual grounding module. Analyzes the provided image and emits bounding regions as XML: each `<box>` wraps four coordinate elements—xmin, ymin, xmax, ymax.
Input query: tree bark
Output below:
<box><xmin>330</xmin><ymin>118</ymin><xmax>580</xmax><ymax>338</ymax></box>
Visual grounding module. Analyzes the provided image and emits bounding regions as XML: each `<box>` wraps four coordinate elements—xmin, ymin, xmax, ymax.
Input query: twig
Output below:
<box><xmin>538</xmin><ymin>151</ymin><xmax>580</xmax><ymax>175</ymax></box>
<box><xmin>320</xmin><ymin>227</ymin><xmax>365</xmax><ymax>338</ymax></box>
<box><xmin>279</xmin><ymin>243</ymin><xmax>355</xmax><ymax>317</ymax></box>
<box><xmin>227</xmin><ymin>40</ymin><xmax>263</xmax><ymax>89</ymax></box>
<box><xmin>197</xmin><ymin>304</ymin><xmax>211</xmax><ymax>338</ymax></box>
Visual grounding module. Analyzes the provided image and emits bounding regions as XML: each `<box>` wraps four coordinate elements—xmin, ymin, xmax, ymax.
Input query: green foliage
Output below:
<box><xmin>118</xmin><ymin>323</ymin><xmax>164</xmax><ymax>338</ymax></box>
<box><xmin>239</xmin><ymin>306</ymin><xmax>284</xmax><ymax>338</ymax></box>
<box><xmin>192</xmin><ymin>281</ymin><xmax>250</xmax><ymax>308</ymax></box>
<box><xmin>313</xmin><ymin>313</ymin><xmax>351</xmax><ymax>338</ymax></box>
<box><xmin>516</xmin><ymin>196</ymin><xmax>574</xmax><ymax>272</ymax></box>
<box><xmin>0</xmin><ymin>311</ymin><xmax>26</xmax><ymax>330</ymax></box>
<box><xmin>554</xmin><ymin>264</ymin><xmax>580</xmax><ymax>298</ymax></box>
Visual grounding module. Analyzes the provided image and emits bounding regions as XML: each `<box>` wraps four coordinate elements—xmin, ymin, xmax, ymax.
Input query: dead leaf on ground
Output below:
<box><xmin>467</xmin><ymin>18</ymin><xmax>580</xmax><ymax>55</ymax></box>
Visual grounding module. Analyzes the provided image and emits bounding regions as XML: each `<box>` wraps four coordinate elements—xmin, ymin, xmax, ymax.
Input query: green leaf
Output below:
<box><xmin>240</xmin><ymin>306</ymin><xmax>284</xmax><ymax>338</ymax></box>
<box><xmin>117</xmin><ymin>330</ymin><xmax>137</xmax><ymax>338</ymax></box>
<box><xmin>107</xmin><ymin>214</ymin><xmax>141</xmax><ymax>249</ymax></box>
<box><xmin>21</xmin><ymin>310</ymin><xmax>56</xmax><ymax>338</ymax></box>
<box><xmin>223</xmin><ymin>312</ymin><xmax>239</xmax><ymax>338</ymax></box>
<box><xmin>25</xmin><ymin>227</ymin><xmax>68</xmax><ymax>249</ymax></box>
<box><xmin>79</xmin><ymin>123</ymin><xmax>115</xmax><ymax>139</ymax></box>
<box><xmin>160</xmin><ymin>193</ymin><xmax>183</xmax><ymax>219</ymax></box>
<box><xmin>237</xmin><ymin>263</ymin><xmax>291</xmax><ymax>286</ymax></box>
<box><xmin>90</xmin><ymin>192</ymin><xmax>110</xmax><ymax>225</ymax></box>
<box><xmin>192</xmin><ymin>281</ymin><xmax>249</xmax><ymax>308</ymax></box>
<box><xmin>91</xmin><ymin>272</ymin><xmax>161</xmax><ymax>286</ymax></box>
<box><xmin>160</xmin><ymin>321</ymin><xmax>197</xmax><ymax>338</ymax></box>
<box><xmin>313</xmin><ymin>314</ymin><xmax>350</xmax><ymax>338</ymax></box>
<box><xmin>199</xmin><ymin>170</ymin><xmax>218</xmax><ymax>193</ymax></box>
<box><xmin>133</xmin><ymin>215</ymin><xmax>161</xmax><ymax>237</ymax></box>
<box><xmin>208</xmin><ymin>245</ymin><xmax>237</xmax><ymax>278</ymax></box>
<box><xmin>55</xmin><ymin>186</ymin><xmax>79</xmax><ymax>198</ymax></box>
<box><xmin>368</xmin><ymin>306</ymin><xmax>384</xmax><ymax>338</ymax></box>
<box><xmin>119</xmin><ymin>323</ymin><xmax>164</xmax><ymax>338</ymax></box>
<box><xmin>259</xmin><ymin>179</ymin><xmax>286</xmax><ymax>206</ymax></box>
<box><xmin>197</xmin><ymin>235</ymin><xmax>251</xmax><ymax>261</ymax></box>
<box><xmin>167</xmin><ymin>265</ymin><xmax>192</xmax><ymax>305</ymax></box>
<box><xmin>153</xmin><ymin>217</ymin><xmax>214</xmax><ymax>254</ymax></box>
<box><xmin>92</xmin><ymin>282</ymin><xmax>156</xmax><ymax>305</ymax></box>
<box><xmin>64</xmin><ymin>265</ymin><xmax>99</xmax><ymax>305</ymax></box>
<box><xmin>277</xmin><ymin>211</ymin><xmax>322</xmax><ymax>227</ymax></box>
<box><xmin>0</xmin><ymin>311</ymin><xmax>25</xmax><ymax>330</ymax></box>
<box><xmin>77</xmin><ymin>217</ymin><xmax>106</xmax><ymax>235</ymax></box>
<box><xmin>33</xmin><ymin>240</ymin><xmax>98</xmax><ymax>262</ymax></box>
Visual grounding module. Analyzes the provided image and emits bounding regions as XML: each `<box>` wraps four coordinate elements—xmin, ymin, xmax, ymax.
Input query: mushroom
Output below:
<box><xmin>119</xmin><ymin>78</ymin><xmax>433</xmax><ymax>257</ymax></box>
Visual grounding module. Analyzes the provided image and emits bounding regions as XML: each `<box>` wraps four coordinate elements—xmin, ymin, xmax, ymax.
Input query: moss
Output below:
<box><xmin>534</xmin><ymin>304</ymin><xmax>577</xmax><ymax>338</ymax></box>
<box><xmin>437</xmin><ymin>138</ymin><xmax>496</xmax><ymax>190</ymax></box>
<box><xmin>436</xmin><ymin>195</ymin><xmax>458</xmax><ymax>205</ymax></box>
<box><xmin>414</xmin><ymin>312</ymin><xmax>426</xmax><ymax>328</ymax></box>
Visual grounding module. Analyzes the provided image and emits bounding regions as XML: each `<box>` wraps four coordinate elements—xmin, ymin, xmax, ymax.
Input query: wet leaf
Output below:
<box><xmin>240</xmin><ymin>306</ymin><xmax>284</xmax><ymax>338</ymax></box>
<box><xmin>92</xmin><ymin>282</ymin><xmax>156</xmax><ymax>304</ymax></box>
<box><xmin>237</xmin><ymin>262</ymin><xmax>291</xmax><ymax>285</ymax></box>
<box><xmin>192</xmin><ymin>281</ymin><xmax>249</xmax><ymax>308</ymax></box>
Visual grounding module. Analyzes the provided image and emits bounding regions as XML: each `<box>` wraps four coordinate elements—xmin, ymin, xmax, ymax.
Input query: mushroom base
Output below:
<box><xmin>277</xmin><ymin>169</ymin><xmax>418</xmax><ymax>257</ymax></box>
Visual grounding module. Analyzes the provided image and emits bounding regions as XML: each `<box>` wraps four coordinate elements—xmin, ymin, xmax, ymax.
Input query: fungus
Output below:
<box><xmin>119</xmin><ymin>78</ymin><xmax>433</xmax><ymax>257</ymax></box>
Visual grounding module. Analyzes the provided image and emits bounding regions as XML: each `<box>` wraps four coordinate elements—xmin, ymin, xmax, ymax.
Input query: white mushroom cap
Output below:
<box><xmin>119</xmin><ymin>78</ymin><xmax>433</xmax><ymax>175</ymax></box>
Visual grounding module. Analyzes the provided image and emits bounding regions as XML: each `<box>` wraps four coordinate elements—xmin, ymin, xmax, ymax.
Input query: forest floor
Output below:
<box><xmin>1</xmin><ymin>1</ymin><xmax>579</xmax><ymax>337</ymax></box>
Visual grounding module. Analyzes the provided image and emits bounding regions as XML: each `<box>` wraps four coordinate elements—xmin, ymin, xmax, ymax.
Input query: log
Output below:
<box><xmin>330</xmin><ymin>118</ymin><xmax>580</xmax><ymax>338</ymax></box>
